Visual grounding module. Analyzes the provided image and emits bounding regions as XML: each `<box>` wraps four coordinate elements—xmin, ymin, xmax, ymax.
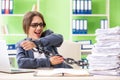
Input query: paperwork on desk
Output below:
<box><xmin>87</xmin><ymin>26</ymin><xmax>120</xmax><ymax>76</ymax></box>
<box><xmin>33</xmin><ymin>68</ymin><xmax>91</xmax><ymax>77</ymax></box>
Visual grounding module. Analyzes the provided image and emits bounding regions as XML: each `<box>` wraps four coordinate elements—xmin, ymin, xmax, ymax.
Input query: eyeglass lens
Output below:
<box><xmin>30</xmin><ymin>23</ymin><xmax>44</xmax><ymax>28</ymax></box>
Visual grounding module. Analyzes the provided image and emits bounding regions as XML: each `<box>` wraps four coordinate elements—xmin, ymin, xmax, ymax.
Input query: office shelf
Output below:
<box><xmin>70</xmin><ymin>0</ymin><xmax>109</xmax><ymax>55</ymax></box>
<box><xmin>70</xmin><ymin>0</ymin><xmax>110</xmax><ymax>41</ymax></box>
<box><xmin>0</xmin><ymin>0</ymin><xmax>40</xmax><ymax>44</ymax></box>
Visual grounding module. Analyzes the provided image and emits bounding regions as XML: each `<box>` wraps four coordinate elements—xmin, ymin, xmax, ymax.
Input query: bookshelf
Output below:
<box><xmin>0</xmin><ymin>0</ymin><xmax>40</xmax><ymax>44</ymax></box>
<box><xmin>70</xmin><ymin>0</ymin><xmax>110</xmax><ymax>55</ymax></box>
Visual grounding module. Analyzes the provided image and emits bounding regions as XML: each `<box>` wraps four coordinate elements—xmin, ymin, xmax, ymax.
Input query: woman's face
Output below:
<box><xmin>28</xmin><ymin>16</ymin><xmax>44</xmax><ymax>40</ymax></box>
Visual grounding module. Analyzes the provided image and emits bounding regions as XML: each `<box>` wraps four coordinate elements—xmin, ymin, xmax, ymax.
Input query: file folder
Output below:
<box><xmin>72</xmin><ymin>0</ymin><xmax>77</xmax><ymax>14</ymax></box>
<box><xmin>83</xmin><ymin>19</ymin><xmax>87</xmax><ymax>34</ymax></box>
<box><xmin>9</xmin><ymin>0</ymin><xmax>13</xmax><ymax>14</ymax></box>
<box><xmin>1</xmin><ymin>0</ymin><xmax>5</xmax><ymax>14</ymax></box>
<box><xmin>5</xmin><ymin>0</ymin><xmax>9</xmax><ymax>14</ymax></box>
<box><xmin>80</xmin><ymin>0</ymin><xmax>84</xmax><ymax>14</ymax></box>
<box><xmin>76</xmin><ymin>19</ymin><xmax>80</xmax><ymax>34</ymax></box>
<box><xmin>72</xmin><ymin>19</ymin><xmax>76</xmax><ymax>34</ymax></box>
<box><xmin>79</xmin><ymin>19</ymin><xmax>84</xmax><ymax>34</ymax></box>
<box><xmin>87</xmin><ymin>0</ymin><xmax>92</xmax><ymax>14</ymax></box>
<box><xmin>76</xmin><ymin>0</ymin><xmax>80</xmax><ymax>14</ymax></box>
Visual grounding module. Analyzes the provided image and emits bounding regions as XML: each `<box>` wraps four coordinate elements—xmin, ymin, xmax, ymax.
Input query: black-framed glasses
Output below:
<box><xmin>30</xmin><ymin>23</ymin><xmax>45</xmax><ymax>28</ymax></box>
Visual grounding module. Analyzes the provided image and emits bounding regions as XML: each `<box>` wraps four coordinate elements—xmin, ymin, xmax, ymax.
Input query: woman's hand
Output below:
<box><xmin>20</xmin><ymin>40</ymin><xmax>36</xmax><ymax>50</ymax></box>
<box><xmin>50</xmin><ymin>56</ymin><xmax>64</xmax><ymax>65</ymax></box>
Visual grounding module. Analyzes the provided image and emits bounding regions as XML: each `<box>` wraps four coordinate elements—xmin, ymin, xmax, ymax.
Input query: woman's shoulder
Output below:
<box><xmin>41</xmin><ymin>29</ymin><xmax>54</xmax><ymax>37</ymax></box>
<box><xmin>16</xmin><ymin>38</ymin><xmax>28</xmax><ymax>47</ymax></box>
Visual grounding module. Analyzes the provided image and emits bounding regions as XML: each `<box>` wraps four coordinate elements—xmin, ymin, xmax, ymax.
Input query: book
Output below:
<box><xmin>33</xmin><ymin>68</ymin><xmax>91</xmax><ymax>77</ymax></box>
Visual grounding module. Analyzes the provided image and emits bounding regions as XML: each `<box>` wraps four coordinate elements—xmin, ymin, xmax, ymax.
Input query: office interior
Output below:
<box><xmin>0</xmin><ymin>0</ymin><xmax>120</xmax><ymax>75</ymax></box>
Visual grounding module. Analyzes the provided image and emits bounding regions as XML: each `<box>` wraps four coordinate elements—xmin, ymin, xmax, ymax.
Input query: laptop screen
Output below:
<box><xmin>0</xmin><ymin>40</ymin><xmax>12</xmax><ymax>72</ymax></box>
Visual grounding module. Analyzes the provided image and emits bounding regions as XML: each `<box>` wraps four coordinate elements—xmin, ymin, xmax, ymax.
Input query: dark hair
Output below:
<box><xmin>22</xmin><ymin>11</ymin><xmax>46</xmax><ymax>34</ymax></box>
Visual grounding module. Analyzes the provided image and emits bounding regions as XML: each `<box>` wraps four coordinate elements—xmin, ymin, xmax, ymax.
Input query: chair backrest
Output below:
<box><xmin>57</xmin><ymin>40</ymin><xmax>81</xmax><ymax>68</ymax></box>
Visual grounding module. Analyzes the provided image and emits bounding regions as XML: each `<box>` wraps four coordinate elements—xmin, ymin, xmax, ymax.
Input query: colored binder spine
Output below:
<box><xmin>83</xmin><ymin>19</ymin><xmax>87</xmax><ymax>34</ymax></box>
<box><xmin>105</xmin><ymin>19</ymin><xmax>108</xmax><ymax>29</ymax></box>
<box><xmin>76</xmin><ymin>0</ymin><xmax>80</xmax><ymax>14</ymax></box>
<box><xmin>0</xmin><ymin>0</ymin><xmax>1</xmax><ymax>14</ymax></box>
<box><xmin>100</xmin><ymin>19</ymin><xmax>104</xmax><ymax>29</ymax></box>
<box><xmin>5</xmin><ymin>0</ymin><xmax>9</xmax><ymax>14</ymax></box>
<box><xmin>76</xmin><ymin>19</ymin><xmax>80</xmax><ymax>34</ymax></box>
<box><xmin>72</xmin><ymin>0</ymin><xmax>77</xmax><ymax>14</ymax></box>
<box><xmin>9</xmin><ymin>0</ymin><xmax>13</xmax><ymax>14</ymax></box>
<box><xmin>1</xmin><ymin>0</ymin><xmax>5</xmax><ymax>14</ymax></box>
<box><xmin>80</xmin><ymin>0</ymin><xmax>84</xmax><ymax>14</ymax></box>
<box><xmin>79</xmin><ymin>19</ymin><xmax>84</xmax><ymax>34</ymax></box>
<box><xmin>87</xmin><ymin>0</ymin><xmax>92</xmax><ymax>14</ymax></box>
<box><xmin>84</xmin><ymin>0</ymin><xmax>87</xmax><ymax>14</ymax></box>
<box><xmin>72</xmin><ymin>19</ymin><xmax>76</xmax><ymax>34</ymax></box>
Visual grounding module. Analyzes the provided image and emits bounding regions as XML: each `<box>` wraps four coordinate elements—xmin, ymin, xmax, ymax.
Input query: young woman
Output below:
<box><xmin>16</xmin><ymin>11</ymin><xmax>72</xmax><ymax>69</ymax></box>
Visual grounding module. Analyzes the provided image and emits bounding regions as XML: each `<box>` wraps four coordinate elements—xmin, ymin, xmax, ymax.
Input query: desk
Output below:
<box><xmin>0</xmin><ymin>72</ymin><xmax>120</xmax><ymax>80</ymax></box>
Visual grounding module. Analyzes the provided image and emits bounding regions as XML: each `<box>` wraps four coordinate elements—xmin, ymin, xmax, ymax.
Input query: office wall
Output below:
<box><xmin>1</xmin><ymin>0</ymin><xmax>120</xmax><ymax>43</ymax></box>
<box><xmin>110</xmin><ymin>0</ymin><xmax>120</xmax><ymax>27</ymax></box>
<box><xmin>40</xmin><ymin>0</ymin><xmax>70</xmax><ymax>40</ymax></box>
<box><xmin>40</xmin><ymin>0</ymin><xmax>120</xmax><ymax>41</ymax></box>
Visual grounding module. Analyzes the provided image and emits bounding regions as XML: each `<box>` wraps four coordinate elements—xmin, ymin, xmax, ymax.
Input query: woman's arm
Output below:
<box><xmin>33</xmin><ymin>29</ymin><xmax>63</xmax><ymax>47</ymax></box>
<box><xmin>16</xmin><ymin>42</ymin><xmax>51</xmax><ymax>69</ymax></box>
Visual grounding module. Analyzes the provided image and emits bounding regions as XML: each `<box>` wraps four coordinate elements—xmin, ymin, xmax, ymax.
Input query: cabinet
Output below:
<box><xmin>70</xmin><ymin>0</ymin><xmax>110</xmax><ymax>55</ymax></box>
<box><xmin>0</xmin><ymin>0</ymin><xmax>40</xmax><ymax>44</ymax></box>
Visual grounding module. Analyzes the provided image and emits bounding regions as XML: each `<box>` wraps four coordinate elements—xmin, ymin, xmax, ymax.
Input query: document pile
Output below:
<box><xmin>87</xmin><ymin>26</ymin><xmax>120</xmax><ymax>76</ymax></box>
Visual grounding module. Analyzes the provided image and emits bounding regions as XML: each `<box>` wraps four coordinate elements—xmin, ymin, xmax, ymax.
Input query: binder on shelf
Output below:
<box><xmin>81</xmin><ymin>44</ymin><xmax>93</xmax><ymax>50</ymax></box>
<box><xmin>80</xmin><ymin>0</ymin><xmax>84</xmax><ymax>14</ymax></box>
<box><xmin>79</xmin><ymin>19</ymin><xmax>84</xmax><ymax>34</ymax></box>
<box><xmin>9</xmin><ymin>0</ymin><xmax>13</xmax><ymax>14</ymax></box>
<box><xmin>5</xmin><ymin>0</ymin><xmax>10</xmax><ymax>14</ymax></box>
<box><xmin>84</xmin><ymin>0</ymin><xmax>87</xmax><ymax>14</ymax></box>
<box><xmin>72</xmin><ymin>19</ymin><xmax>77</xmax><ymax>34</ymax></box>
<box><xmin>72</xmin><ymin>0</ymin><xmax>77</xmax><ymax>14</ymax></box>
<box><xmin>77</xmin><ymin>40</ymin><xmax>92</xmax><ymax>45</ymax></box>
<box><xmin>76</xmin><ymin>19</ymin><xmax>80</xmax><ymax>34</ymax></box>
<box><xmin>105</xmin><ymin>19</ymin><xmax>108</xmax><ymax>29</ymax></box>
<box><xmin>77</xmin><ymin>40</ymin><xmax>93</xmax><ymax>50</ymax></box>
<box><xmin>76</xmin><ymin>0</ymin><xmax>80</xmax><ymax>14</ymax></box>
<box><xmin>7</xmin><ymin>44</ymin><xmax>16</xmax><ymax>50</ymax></box>
<box><xmin>1</xmin><ymin>0</ymin><xmax>5</xmax><ymax>14</ymax></box>
<box><xmin>87</xmin><ymin>0</ymin><xmax>92</xmax><ymax>14</ymax></box>
<box><xmin>100</xmin><ymin>19</ymin><xmax>108</xmax><ymax>29</ymax></box>
<box><xmin>72</xmin><ymin>19</ymin><xmax>88</xmax><ymax>34</ymax></box>
<box><xmin>73</xmin><ymin>0</ymin><xmax>92</xmax><ymax>14</ymax></box>
<box><xmin>83</xmin><ymin>19</ymin><xmax>87</xmax><ymax>34</ymax></box>
<box><xmin>100</xmin><ymin>19</ymin><xmax>104</xmax><ymax>29</ymax></box>
<box><xmin>1</xmin><ymin>0</ymin><xmax>13</xmax><ymax>14</ymax></box>
<box><xmin>0</xmin><ymin>0</ymin><xmax>1</xmax><ymax>14</ymax></box>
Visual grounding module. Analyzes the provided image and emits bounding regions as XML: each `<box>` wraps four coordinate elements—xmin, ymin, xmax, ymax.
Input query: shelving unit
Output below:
<box><xmin>70</xmin><ymin>0</ymin><xmax>110</xmax><ymax>40</ymax></box>
<box><xmin>70</xmin><ymin>0</ymin><xmax>110</xmax><ymax>55</ymax></box>
<box><xmin>0</xmin><ymin>0</ymin><xmax>40</xmax><ymax>44</ymax></box>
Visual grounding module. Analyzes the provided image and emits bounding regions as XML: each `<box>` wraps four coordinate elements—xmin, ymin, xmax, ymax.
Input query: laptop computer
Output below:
<box><xmin>57</xmin><ymin>40</ymin><xmax>81</xmax><ymax>68</ymax></box>
<box><xmin>0</xmin><ymin>40</ymin><xmax>34</xmax><ymax>74</ymax></box>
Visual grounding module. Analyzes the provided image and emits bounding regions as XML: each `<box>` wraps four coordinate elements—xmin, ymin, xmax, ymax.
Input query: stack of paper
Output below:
<box><xmin>87</xmin><ymin>26</ymin><xmax>120</xmax><ymax>76</ymax></box>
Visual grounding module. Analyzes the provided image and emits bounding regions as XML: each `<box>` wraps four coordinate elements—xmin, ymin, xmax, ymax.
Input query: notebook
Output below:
<box><xmin>0</xmin><ymin>40</ymin><xmax>34</xmax><ymax>74</ymax></box>
<box><xmin>57</xmin><ymin>40</ymin><xmax>81</xmax><ymax>68</ymax></box>
<box><xmin>34</xmin><ymin>68</ymin><xmax>91</xmax><ymax>77</ymax></box>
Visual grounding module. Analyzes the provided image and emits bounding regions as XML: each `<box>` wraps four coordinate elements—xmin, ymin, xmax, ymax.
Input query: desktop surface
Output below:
<box><xmin>0</xmin><ymin>72</ymin><xmax>120</xmax><ymax>80</ymax></box>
